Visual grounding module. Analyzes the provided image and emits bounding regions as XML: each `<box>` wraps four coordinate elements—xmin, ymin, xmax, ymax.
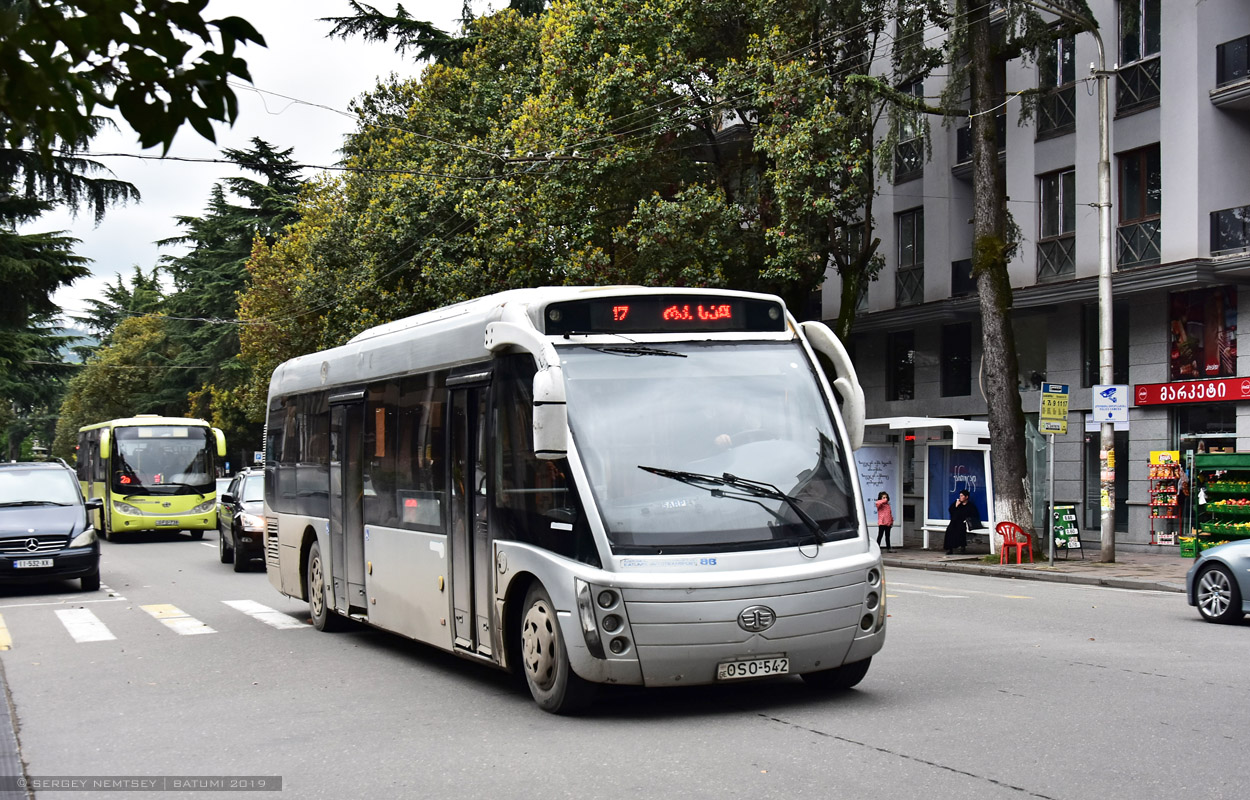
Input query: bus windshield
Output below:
<box><xmin>112</xmin><ymin>426</ymin><xmax>214</xmax><ymax>495</ymax></box>
<box><xmin>560</xmin><ymin>342</ymin><xmax>858</xmax><ymax>555</ymax></box>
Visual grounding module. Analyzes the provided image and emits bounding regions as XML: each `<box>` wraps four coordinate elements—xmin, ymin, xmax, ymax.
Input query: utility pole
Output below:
<box><xmin>1024</xmin><ymin>1</ymin><xmax>1115</xmax><ymax>561</ymax></box>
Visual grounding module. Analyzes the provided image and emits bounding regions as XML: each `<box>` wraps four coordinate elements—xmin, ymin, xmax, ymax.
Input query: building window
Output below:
<box><xmin>1081</xmin><ymin>302</ymin><xmax>1130</xmax><ymax>388</ymax></box>
<box><xmin>1038</xmin><ymin>168</ymin><xmax>1076</xmax><ymax>280</ymax></box>
<box><xmin>894</xmin><ymin>81</ymin><xmax>924</xmax><ymax>183</ymax></box>
<box><xmin>1084</xmin><ymin>430</ymin><xmax>1128</xmax><ymax>531</ymax></box>
<box><xmin>941</xmin><ymin>323</ymin><xmax>972</xmax><ymax>397</ymax></box>
<box><xmin>1168</xmin><ymin>287</ymin><xmax>1237</xmax><ymax>381</ymax></box>
<box><xmin>951</xmin><ymin>259</ymin><xmax>976</xmax><ymax>297</ymax></box>
<box><xmin>1211</xmin><ymin>205</ymin><xmax>1250</xmax><ymax>255</ymax></box>
<box><xmin>1117</xmin><ymin>145</ymin><xmax>1161</xmax><ymax>267</ymax></box>
<box><xmin>1217</xmin><ymin>35</ymin><xmax>1250</xmax><ymax>88</ymax></box>
<box><xmin>1117</xmin><ymin>0</ymin><xmax>1161</xmax><ymax>114</ymax></box>
<box><xmin>887</xmin><ymin>331</ymin><xmax>915</xmax><ymax>401</ymax></box>
<box><xmin>896</xmin><ymin>208</ymin><xmax>924</xmax><ymax>306</ymax></box>
<box><xmin>1015</xmin><ymin>314</ymin><xmax>1048</xmax><ymax>391</ymax></box>
<box><xmin>1038</xmin><ymin>34</ymin><xmax>1076</xmax><ymax>136</ymax></box>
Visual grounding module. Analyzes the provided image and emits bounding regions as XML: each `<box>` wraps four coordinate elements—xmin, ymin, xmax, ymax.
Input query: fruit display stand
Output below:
<box><xmin>1148</xmin><ymin>454</ymin><xmax>1181</xmax><ymax>545</ymax></box>
<box><xmin>1190</xmin><ymin>452</ymin><xmax>1250</xmax><ymax>558</ymax></box>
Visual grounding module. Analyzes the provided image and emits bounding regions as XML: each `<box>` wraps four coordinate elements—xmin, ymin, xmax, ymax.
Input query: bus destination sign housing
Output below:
<box><xmin>543</xmin><ymin>295</ymin><xmax>786</xmax><ymax>335</ymax></box>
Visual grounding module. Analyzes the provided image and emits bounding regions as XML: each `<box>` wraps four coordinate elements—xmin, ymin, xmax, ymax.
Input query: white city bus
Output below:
<box><xmin>264</xmin><ymin>286</ymin><xmax>883</xmax><ymax>713</ymax></box>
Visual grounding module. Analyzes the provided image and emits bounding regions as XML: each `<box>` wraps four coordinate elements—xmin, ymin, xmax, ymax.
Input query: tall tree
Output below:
<box><xmin>323</xmin><ymin>1</ymin><xmax>545</xmax><ymax>65</ymax></box>
<box><xmin>938</xmin><ymin>0</ymin><xmax>1095</xmax><ymax>538</ymax></box>
<box><xmin>69</xmin><ymin>265</ymin><xmax>164</xmax><ymax>356</ymax></box>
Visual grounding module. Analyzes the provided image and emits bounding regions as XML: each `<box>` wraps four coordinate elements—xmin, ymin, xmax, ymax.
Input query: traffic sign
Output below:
<box><xmin>1092</xmin><ymin>384</ymin><xmax>1129</xmax><ymax>423</ymax></box>
<box><xmin>1040</xmin><ymin>383</ymin><xmax>1069</xmax><ymax>434</ymax></box>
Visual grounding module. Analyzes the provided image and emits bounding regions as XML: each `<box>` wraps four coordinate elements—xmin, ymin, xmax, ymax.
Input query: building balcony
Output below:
<box><xmin>1116</xmin><ymin>57</ymin><xmax>1160</xmax><ymax>116</ymax></box>
<box><xmin>952</xmin><ymin>113</ymin><xmax>1005</xmax><ymax>179</ymax></box>
<box><xmin>894</xmin><ymin>138</ymin><xmax>924</xmax><ymax>184</ymax></box>
<box><xmin>1117</xmin><ymin>219</ymin><xmax>1161</xmax><ymax>268</ymax></box>
<box><xmin>1212</xmin><ymin>35</ymin><xmax>1250</xmax><ymax>111</ymax></box>
<box><xmin>1037</xmin><ymin>85</ymin><xmax>1075</xmax><ymax>139</ymax></box>
<box><xmin>896</xmin><ymin>265</ymin><xmax>923</xmax><ymax>307</ymax></box>
<box><xmin>1212</xmin><ymin>205</ymin><xmax>1250</xmax><ymax>255</ymax></box>
<box><xmin>1037</xmin><ymin>236</ymin><xmax>1076</xmax><ymax>281</ymax></box>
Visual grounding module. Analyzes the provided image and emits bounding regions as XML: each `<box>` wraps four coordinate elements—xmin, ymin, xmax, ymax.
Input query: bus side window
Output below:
<box><xmin>492</xmin><ymin>355</ymin><xmax>599</xmax><ymax>567</ymax></box>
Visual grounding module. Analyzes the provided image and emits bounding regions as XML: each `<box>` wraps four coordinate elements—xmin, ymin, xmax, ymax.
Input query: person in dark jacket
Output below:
<box><xmin>945</xmin><ymin>490</ymin><xmax>981</xmax><ymax>554</ymax></box>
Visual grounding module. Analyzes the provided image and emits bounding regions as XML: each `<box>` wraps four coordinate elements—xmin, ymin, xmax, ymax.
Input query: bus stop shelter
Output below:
<box><xmin>858</xmin><ymin>417</ymin><xmax>998</xmax><ymax>554</ymax></box>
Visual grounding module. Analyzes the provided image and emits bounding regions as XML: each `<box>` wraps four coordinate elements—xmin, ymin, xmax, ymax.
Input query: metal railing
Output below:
<box><xmin>1217</xmin><ymin>35</ymin><xmax>1250</xmax><ymax>87</ymax></box>
<box><xmin>1037</xmin><ymin>236</ymin><xmax>1076</xmax><ymax>280</ymax></box>
<box><xmin>896</xmin><ymin>265</ymin><xmax>923</xmax><ymax>306</ymax></box>
<box><xmin>894</xmin><ymin>138</ymin><xmax>923</xmax><ymax>182</ymax></box>
<box><xmin>1211</xmin><ymin>205</ymin><xmax>1250</xmax><ymax>254</ymax></box>
<box><xmin>1117</xmin><ymin>219</ymin><xmax>1161</xmax><ymax>267</ymax></box>
<box><xmin>1116</xmin><ymin>57</ymin><xmax>1161</xmax><ymax>115</ymax></box>
<box><xmin>1037</xmin><ymin>85</ymin><xmax>1075</xmax><ymax>136</ymax></box>
<box><xmin>955</xmin><ymin>113</ymin><xmax>1006</xmax><ymax>164</ymax></box>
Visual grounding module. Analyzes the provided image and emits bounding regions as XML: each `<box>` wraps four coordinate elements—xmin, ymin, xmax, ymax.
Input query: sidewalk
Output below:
<box><xmin>881</xmin><ymin>543</ymin><xmax>1192</xmax><ymax>593</ymax></box>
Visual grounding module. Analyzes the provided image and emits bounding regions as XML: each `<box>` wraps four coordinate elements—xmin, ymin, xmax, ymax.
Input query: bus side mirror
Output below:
<box><xmin>100</xmin><ymin>429</ymin><xmax>110</xmax><ymax>456</ymax></box>
<box><xmin>532</xmin><ymin>367</ymin><xmax>568</xmax><ymax>461</ymax></box>
<box><xmin>799</xmin><ymin>320</ymin><xmax>864</xmax><ymax>450</ymax></box>
<box><xmin>213</xmin><ymin>428</ymin><xmax>226</xmax><ymax>457</ymax></box>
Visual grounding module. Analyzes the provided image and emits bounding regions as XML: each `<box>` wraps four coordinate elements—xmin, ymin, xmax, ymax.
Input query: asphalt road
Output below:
<box><xmin>0</xmin><ymin>534</ymin><xmax>1244</xmax><ymax>800</ymax></box>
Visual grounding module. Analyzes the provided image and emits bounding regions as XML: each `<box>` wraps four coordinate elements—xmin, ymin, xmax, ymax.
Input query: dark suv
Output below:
<box><xmin>0</xmin><ymin>461</ymin><xmax>103</xmax><ymax>592</ymax></box>
<box><xmin>218</xmin><ymin>468</ymin><xmax>264</xmax><ymax>572</ymax></box>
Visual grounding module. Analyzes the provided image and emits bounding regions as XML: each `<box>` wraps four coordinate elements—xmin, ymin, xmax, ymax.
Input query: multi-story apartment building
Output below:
<box><xmin>826</xmin><ymin>1</ymin><xmax>1250</xmax><ymax>550</ymax></box>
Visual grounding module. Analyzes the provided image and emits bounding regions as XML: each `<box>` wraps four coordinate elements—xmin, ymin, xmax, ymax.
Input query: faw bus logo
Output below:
<box><xmin>737</xmin><ymin>605</ymin><xmax>776</xmax><ymax>633</ymax></box>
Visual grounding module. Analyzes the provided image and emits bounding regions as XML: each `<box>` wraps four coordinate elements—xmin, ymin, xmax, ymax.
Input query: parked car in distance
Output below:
<box><xmin>0</xmin><ymin>461</ymin><xmax>103</xmax><ymax>592</ymax></box>
<box><xmin>218</xmin><ymin>468</ymin><xmax>264</xmax><ymax>572</ymax></box>
<box><xmin>1187</xmin><ymin>539</ymin><xmax>1250</xmax><ymax>623</ymax></box>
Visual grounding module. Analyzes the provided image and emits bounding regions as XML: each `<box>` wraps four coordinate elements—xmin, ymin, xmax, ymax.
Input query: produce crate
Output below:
<box><xmin>1180</xmin><ymin>540</ymin><xmax>1197</xmax><ymax>557</ymax></box>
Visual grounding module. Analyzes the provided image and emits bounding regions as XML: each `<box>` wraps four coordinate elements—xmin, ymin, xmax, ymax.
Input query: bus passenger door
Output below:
<box><xmin>330</xmin><ymin>398</ymin><xmax>367</xmax><ymax>616</ymax></box>
<box><xmin>449</xmin><ymin>383</ymin><xmax>493</xmax><ymax>659</ymax></box>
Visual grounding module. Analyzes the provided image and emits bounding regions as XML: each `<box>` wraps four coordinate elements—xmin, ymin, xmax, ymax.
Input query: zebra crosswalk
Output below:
<box><xmin>0</xmin><ymin>596</ymin><xmax>310</xmax><ymax>650</ymax></box>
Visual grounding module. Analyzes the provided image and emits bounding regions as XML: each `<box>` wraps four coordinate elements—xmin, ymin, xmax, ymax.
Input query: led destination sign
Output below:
<box><xmin>544</xmin><ymin>295</ymin><xmax>786</xmax><ymax>335</ymax></box>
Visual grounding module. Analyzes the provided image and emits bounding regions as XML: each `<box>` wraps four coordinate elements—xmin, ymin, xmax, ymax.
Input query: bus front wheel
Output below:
<box><xmin>306</xmin><ymin>541</ymin><xmax>347</xmax><ymax>632</ymax></box>
<box><xmin>519</xmin><ymin>583</ymin><xmax>595</xmax><ymax>714</ymax></box>
<box><xmin>189</xmin><ymin>529</ymin><xmax>204</xmax><ymax>541</ymax></box>
<box><xmin>800</xmin><ymin>657</ymin><xmax>872</xmax><ymax>692</ymax></box>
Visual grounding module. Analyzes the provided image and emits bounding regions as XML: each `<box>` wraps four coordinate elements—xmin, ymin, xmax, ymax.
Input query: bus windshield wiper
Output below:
<box><xmin>638</xmin><ymin>466</ymin><xmax>826</xmax><ymax>541</ymax></box>
<box><xmin>594</xmin><ymin>345</ymin><xmax>687</xmax><ymax>358</ymax></box>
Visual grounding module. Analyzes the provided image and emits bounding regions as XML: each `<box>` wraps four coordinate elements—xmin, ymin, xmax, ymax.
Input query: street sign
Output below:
<box><xmin>253</xmin><ymin>451</ymin><xmax>263</xmax><ymax>464</ymax></box>
<box><xmin>1092</xmin><ymin>384</ymin><xmax>1129</xmax><ymax>423</ymax></box>
<box><xmin>1040</xmin><ymin>382</ymin><xmax>1069</xmax><ymax>434</ymax></box>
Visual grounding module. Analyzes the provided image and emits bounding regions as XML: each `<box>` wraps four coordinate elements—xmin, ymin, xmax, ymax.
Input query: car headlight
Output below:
<box><xmin>239</xmin><ymin>512</ymin><xmax>265</xmax><ymax>532</ymax></box>
<box><xmin>113</xmin><ymin>501</ymin><xmax>142</xmax><ymax>516</ymax></box>
<box><xmin>191</xmin><ymin>499</ymin><xmax>217</xmax><ymax>514</ymax></box>
<box><xmin>69</xmin><ymin>528</ymin><xmax>99</xmax><ymax>547</ymax></box>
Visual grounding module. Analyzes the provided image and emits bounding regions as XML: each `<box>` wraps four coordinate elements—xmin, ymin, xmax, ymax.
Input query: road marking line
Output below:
<box><xmin>222</xmin><ymin>600</ymin><xmax>306</xmax><ymax>630</ymax></box>
<box><xmin>140</xmin><ymin>604</ymin><xmax>216</xmax><ymax>635</ymax></box>
<box><xmin>199</xmin><ymin>542</ymin><xmax>216</xmax><ymax>548</ymax></box>
<box><xmin>0</xmin><ymin>615</ymin><xmax>10</xmax><ymax>650</ymax></box>
<box><xmin>55</xmin><ymin>609</ymin><xmax>117</xmax><ymax>643</ymax></box>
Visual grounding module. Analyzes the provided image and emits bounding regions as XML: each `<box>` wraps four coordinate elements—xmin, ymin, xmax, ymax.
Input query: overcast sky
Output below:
<box><xmin>37</xmin><ymin>0</ymin><xmax>471</xmax><ymax>324</ymax></box>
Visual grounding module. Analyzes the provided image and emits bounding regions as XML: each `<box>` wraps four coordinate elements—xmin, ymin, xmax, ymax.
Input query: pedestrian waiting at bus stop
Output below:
<box><xmin>945</xmin><ymin>489</ymin><xmax>981</xmax><ymax>555</ymax></box>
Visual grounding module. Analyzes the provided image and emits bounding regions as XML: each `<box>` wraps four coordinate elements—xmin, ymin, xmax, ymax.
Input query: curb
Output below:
<box><xmin>882</xmin><ymin>557</ymin><xmax>1187</xmax><ymax>594</ymax></box>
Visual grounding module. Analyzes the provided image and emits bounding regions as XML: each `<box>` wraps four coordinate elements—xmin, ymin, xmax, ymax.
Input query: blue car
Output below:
<box><xmin>1187</xmin><ymin>540</ymin><xmax>1250</xmax><ymax>623</ymax></box>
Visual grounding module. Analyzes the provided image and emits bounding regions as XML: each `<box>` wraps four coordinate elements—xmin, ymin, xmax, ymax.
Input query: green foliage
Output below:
<box><xmin>51</xmin><ymin>315</ymin><xmax>179</xmax><ymax>458</ymax></box>
<box><xmin>0</xmin><ymin>0</ymin><xmax>265</xmax><ymax>158</ymax></box>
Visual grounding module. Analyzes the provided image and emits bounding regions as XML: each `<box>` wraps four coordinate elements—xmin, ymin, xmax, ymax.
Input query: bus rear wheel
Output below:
<box><xmin>801</xmin><ymin>657</ymin><xmax>872</xmax><ymax>692</ymax></box>
<box><xmin>519</xmin><ymin>583</ymin><xmax>595</xmax><ymax>714</ymax></box>
<box><xmin>306</xmin><ymin>541</ymin><xmax>347</xmax><ymax>632</ymax></box>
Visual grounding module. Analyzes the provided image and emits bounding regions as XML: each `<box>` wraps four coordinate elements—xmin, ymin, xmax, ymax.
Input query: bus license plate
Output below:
<box><xmin>155</xmin><ymin>520</ymin><xmax>180</xmax><ymax>527</ymax></box>
<box><xmin>717</xmin><ymin>657</ymin><xmax>789</xmax><ymax>680</ymax></box>
<box><xmin>15</xmin><ymin>559</ymin><xmax>53</xmax><ymax>569</ymax></box>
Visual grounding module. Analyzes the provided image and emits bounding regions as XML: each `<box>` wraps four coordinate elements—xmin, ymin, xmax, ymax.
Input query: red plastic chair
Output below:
<box><xmin>996</xmin><ymin>521</ymin><xmax>1033</xmax><ymax>564</ymax></box>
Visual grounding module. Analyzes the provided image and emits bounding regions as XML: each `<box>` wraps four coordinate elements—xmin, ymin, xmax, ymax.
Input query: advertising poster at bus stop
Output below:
<box><xmin>854</xmin><ymin>446</ymin><xmax>900</xmax><ymax>547</ymax></box>
<box><xmin>927</xmin><ymin>446</ymin><xmax>988</xmax><ymax>524</ymax></box>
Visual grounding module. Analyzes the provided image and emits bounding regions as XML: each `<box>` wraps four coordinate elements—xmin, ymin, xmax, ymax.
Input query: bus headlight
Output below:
<box><xmin>239</xmin><ymin>512</ymin><xmax>264</xmax><ymax>532</ymax></box>
<box><xmin>113</xmin><ymin>501</ymin><xmax>142</xmax><ymax>516</ymax></box>
<box><xmin>191</xmin><ymin>499</ymin><xmax>217</xmax><ymax>514</ymax></box>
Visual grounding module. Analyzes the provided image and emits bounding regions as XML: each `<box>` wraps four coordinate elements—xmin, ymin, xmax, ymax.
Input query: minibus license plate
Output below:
<box><xmin>155</xmin><ymin>520</ymin><xmax>180</xmax><ymax>527</ymax></box>
<box><xmin>15</xmin><ymin>559</ymin><xmax>53</xmax><ymax>569</ymax></box>
<box><xmin>717</xmin><ymin>657</ymin><xmax>788</xmax><ymax>680</ymax></box>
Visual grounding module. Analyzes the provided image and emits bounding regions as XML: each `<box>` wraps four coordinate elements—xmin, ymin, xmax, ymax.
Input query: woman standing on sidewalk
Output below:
<box><xmin>945</xmin><ymin>490</ymin><xmax>980</xmax><ymax>555</ymax></box>
<box><xmin>875</xmin><ymin>492</ymin><xmax>894</xmax><ymax>552</ymax></box>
